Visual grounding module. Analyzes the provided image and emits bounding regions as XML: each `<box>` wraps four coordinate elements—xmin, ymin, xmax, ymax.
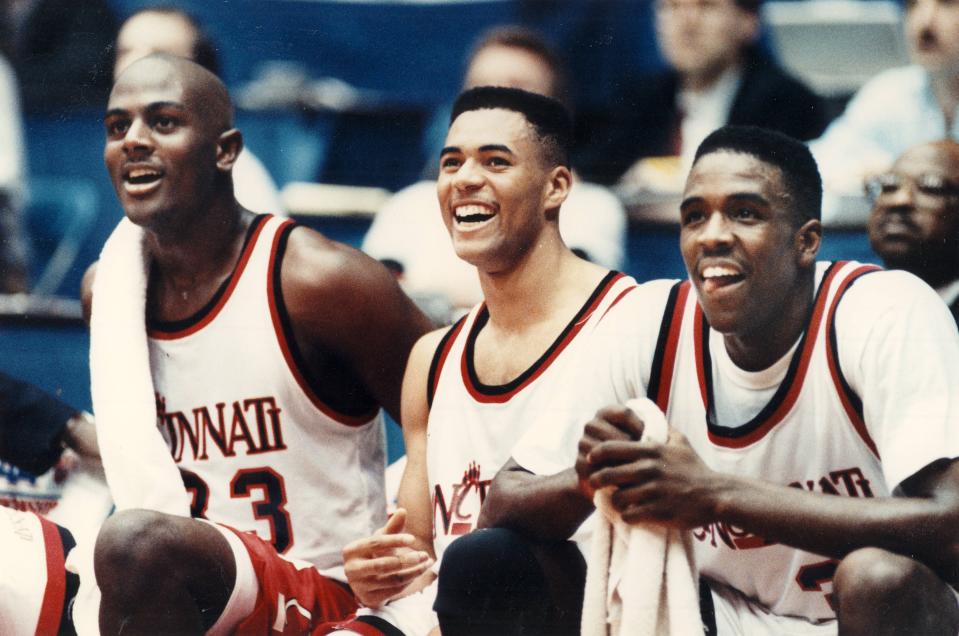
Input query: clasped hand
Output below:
<box><xmin>575</xmin><ymin>404</ymin><xmax>720</xmax><ymax>529</ymax></box>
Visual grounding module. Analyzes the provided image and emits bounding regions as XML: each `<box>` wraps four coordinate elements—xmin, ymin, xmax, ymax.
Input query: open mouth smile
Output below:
<box><xmin>701</xmin><ymin>264</ymin><xmax>745</xmax><ymax>294</ymax></box>
<box><xmin>453</xmin><ymin>203</ymin><xmax>497</xmax><ymax>231</ymax></box>
<box><xmin>122</xmin><ymin>166</ymin><xmax>164</xmax><ymax>196</ymax></box>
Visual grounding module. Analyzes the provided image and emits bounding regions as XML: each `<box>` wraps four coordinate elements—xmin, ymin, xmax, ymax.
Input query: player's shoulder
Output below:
<box><xmin>591</xmin><ymin>277</ymin><xmax>681</xmax><ymax>338</ymax></box>
<box><xmin>282</xmin><ymin>223</ymin><xmax>397</xmax><ymax>301</ymax></box>
<box><xmin>830</xmin><ymin>262</ymin><xmax>947</xmax><ymax>326</ymax></box>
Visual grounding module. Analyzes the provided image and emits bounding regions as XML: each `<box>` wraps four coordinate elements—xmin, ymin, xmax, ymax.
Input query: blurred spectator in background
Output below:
<box><xmin>363</xmin><ymin>26</ymin><xmax>627</xmax><ymax>323</ymax></box>
<box><xmin>0</xmin><ymin>49</ymin><xmax>28</xmax><ymax>293</ymax></box>
<box><xmin>0</xmin><ymin>370</ymin><xmax>109</xmax><ymax>549</ymax></box>
<box><xmin>9</xmin><ymin>0</ymin><xmax>116</xmax><ymax>113</ymax></box>
<box><xmin>114</xmin><ymin>6</ymin><xmax>284</xmax><ymax>215</ymax></box>
<box><xmin>867</xmin><ymin>140</ymin><xmax>959</xmax><ymax>326</ymax></box>
<box><xmin>577</xmin><ymin>0</ymin><xmax>826</xmax><ymax>193</ymax></box>
<box><xmin>812</xmin><ymin>0</ymin><xmax>959</xmax><ymax>224</ymax></box>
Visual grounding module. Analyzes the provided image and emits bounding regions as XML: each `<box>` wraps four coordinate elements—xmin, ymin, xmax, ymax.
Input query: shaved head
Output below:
<box><xmin>112</xmin><ymin>53</ymin><xmax>233</xmax><ymax>133</ymax></box>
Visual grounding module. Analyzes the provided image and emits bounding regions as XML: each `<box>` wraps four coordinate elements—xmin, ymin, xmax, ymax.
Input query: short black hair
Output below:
<box><xmin>124</xmin><ymin>6</ymin><xmax>221</xmax><ymax>77</ymax></box>
<box><xmin>693</xmin><ymin>125</ymin><xmax>822</xmax><ymax>223</ymax></box>
<box><xmin>466</xmin><ymin>25</ymin><xmax>571</xmax><ymax>108</ymax></box>
<box><xmin>450</xmin><ymin>86</ymin><xmax>572</xmax><ymax>167</ymax></box>
<box><xmin>734</xmin><ymin>0</ymin><xmax>763</xmax><ymax>14</ymax></box>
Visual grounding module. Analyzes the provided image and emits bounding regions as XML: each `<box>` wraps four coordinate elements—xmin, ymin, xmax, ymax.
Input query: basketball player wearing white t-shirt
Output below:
<box><xmin>491</xmin><ymin>126</ymin><xmax>959</xmax><ymax>634</ymax></box>
<box><xmin>336</xmin><ymin>87</ymin><xmax>639</xmax><ymax>636</ymax></box>
<box><xmin>82</xmin><ymin>56</ymin><xmax>431</xmax><ymax>635</ymax></box>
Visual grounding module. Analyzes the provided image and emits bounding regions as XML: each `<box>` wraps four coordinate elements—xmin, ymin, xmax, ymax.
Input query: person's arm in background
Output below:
<box><xmin>0</xmin><ymin>370</ymin><xmax>97</xmax><ymax>474</ymax></box>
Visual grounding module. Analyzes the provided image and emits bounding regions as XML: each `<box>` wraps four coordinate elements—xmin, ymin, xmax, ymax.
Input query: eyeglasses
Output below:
<box><xmin>864</xmin><ymin>172</ymin><xmax>959</xmax><ymax>203</ymax></box>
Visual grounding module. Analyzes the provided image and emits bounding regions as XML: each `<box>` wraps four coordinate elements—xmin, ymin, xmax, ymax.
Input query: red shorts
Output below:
<box><xmin>225</xmin><ymin>527</ymin><xmax>358</xmax><ymax>635</ymax></box>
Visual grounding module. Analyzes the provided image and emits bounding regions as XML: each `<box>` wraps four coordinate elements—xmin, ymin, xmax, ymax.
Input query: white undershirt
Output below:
<box><xmin>710</xmin><ymin>329</ymin><xmax>800</xmax><ymax>428</ymax></box>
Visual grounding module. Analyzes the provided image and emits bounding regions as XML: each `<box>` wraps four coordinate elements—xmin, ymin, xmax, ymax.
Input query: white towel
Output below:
<box><xmin>581</xmin><ymin>398</ymin><xmax>702</xmax><ymax>636</ymax></box>
<box><xmin>89</xmin><ymin>218</ymin><xmax>190</xmax><ymax>516</ymax></box>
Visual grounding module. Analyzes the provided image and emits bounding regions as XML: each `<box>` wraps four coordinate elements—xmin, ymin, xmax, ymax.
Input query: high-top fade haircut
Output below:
<box><xmin>450</xmin><ymin>86</ymin><xmax>572</xmax><ymax>168</ymax></box>
<box><xmin>694</xmin><ymin>125</ymin><xmax>822</xmax><ymax>223</ymax></box>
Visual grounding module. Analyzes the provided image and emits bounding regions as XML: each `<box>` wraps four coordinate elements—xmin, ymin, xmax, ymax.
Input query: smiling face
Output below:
<box><xmin>104</xmin><ymin>57</ymin><xmax>229</xmax><ymax>231</ymax></box>
<box><xmin>868</xmin><ymin>142</ymin><xmax>959</xmax><ymax>284</ymax></box>
<box><xmin>437</xmin><ymin>108</ymin><xmax>565</xmax><ymax>273</ymax></box>
<box><xmin>680</xmin><ymin>151</ymin><xmax>817</xmax><ymax>341</ymax></box>
<box><xmin>905</xmin><ymin>0</ymin><xmax>959</xmax><ymax>77</ymax></box>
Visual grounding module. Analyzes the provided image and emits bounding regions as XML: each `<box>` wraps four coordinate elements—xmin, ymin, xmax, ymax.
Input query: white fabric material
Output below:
<box><xmin>149</xmin><ymin>215</ymin><xmax>386</xmax><ymax>573</ymax></box>
<box><xmin>0</xmin><ymin>508</ymin><xmax>53</xmax><ymax>636</ymax></box>
<box><xmin>514</xmin><ymin>262</ymin><xmax>959</xmax><ymax>624</ymax></box>
<box><xmin>810</xmin><ymin>66</ymin><xmax>959</xmax><ymax>224</ymax></box>
<box><xmin>204</xmin><ymin>522</ymin><xmax>259</xmax><ymax>636</ymax></box>
<box><xmin>582</xmin><ymin>398</ymin><xmax>701</xmax><ymax>636</ymax></box>
<box><xmin>362</xmin><ymin>180</ymin><xmax>628</xmax><ymax>309</ymax></box>
<box><xmin>355</xmin><ymin>580</ymin><xmax>439</xmax><ymax>636</ymax></box>
<box><xmin>427</xmin><ymin>273</ymin><xmax>638</xmax><ymax>563</ymax></box>
<box><xmin>234</xmin><ymin>150</ymin><xmax>285</xmax><ymax>216</ymax></box>
<box><xmin>89</xmin><ymin>217</ymin><xmax>191</xmax><ymax>516</ymax></box>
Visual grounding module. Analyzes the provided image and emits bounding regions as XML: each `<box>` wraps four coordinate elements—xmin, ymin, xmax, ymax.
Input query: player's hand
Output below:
<box><xmin>575</xmin><ymin>404</ymin><xmax>645</xmax><ymax>500</ymax></box>
<box><xmin>342</xmin><ymin>508</ymin><xmax>434</xmax><ymax>609</ymax></box>
<box><xmin>587</xmin><ymin>428</ymin><xmax>721</xmax><ymax>529</ymax></box>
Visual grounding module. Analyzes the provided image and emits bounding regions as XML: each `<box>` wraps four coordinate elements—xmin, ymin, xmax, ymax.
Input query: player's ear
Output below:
<box><xmin>216</xmin><ymin>128</ymin><xmax>243</xmax><ymax>173</ymax></box>
<box><xmin>543</xmin><ymin>165</ymin><xmax>572</xmax><ymax>217</ymax></box>
<box><xmin>795</xmin><ymin>218</ymin><xmax>822</xmax><ymax>268</ymax></box>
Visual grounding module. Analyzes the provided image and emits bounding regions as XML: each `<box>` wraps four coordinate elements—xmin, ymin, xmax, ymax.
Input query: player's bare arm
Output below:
<box><xmin>279</xmin><ymin>226</ymin><xmax>433</xmax><ymax>422</ymax></box>
<box><xmin>343</xmin><ymin>329</ymin><xmax>444</xmax><ymax>608</ymax></box>
<box><xmin>478</xmin><ymin>403</ymin><xmax>647</xmax><ymax>540</ymax></box>
<box><xmin>582</xmin><ymin>406</ymin><xmax>959</xmax><ymax>587</ymax></box>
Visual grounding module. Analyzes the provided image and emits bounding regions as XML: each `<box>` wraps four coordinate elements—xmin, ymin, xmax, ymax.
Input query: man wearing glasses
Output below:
<box><xmin>867</xmin><ymin>140</ymin><xmax>959</xmax><ymax>326</ymax></box>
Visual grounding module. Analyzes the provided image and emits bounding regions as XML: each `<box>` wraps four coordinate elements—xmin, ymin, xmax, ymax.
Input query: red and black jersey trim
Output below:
<box><xmin>646</xmin><ymin>280</ymin><xmax>691</xmax><ymax>412</ymax></box>
<box><xmin>268</xmin><ymin>221</ymin><xmax>379</xmax><ymax>426</ymax></box>
<box><xmin>825</xmin><ymin>264</ymin><xmax>883</xmax><ymax>457</ymax></box>
<box><xmin>462</xmin><ymin>271</ymin><xmax>624</xmax><ymax>404</ymax></box>
<box><xmin>427</xmin><ymin>315</ymin><xmax>468</xmax><ymax>410</ymax></box>
<box><xmin>36</xmin><ymin>516</ymin><xmax>77</xmax><ymax>636</ymax></box>
<box><xmin>149</xmin><ymin>214</ymin><xmax>269</xmax><ymax>339</ymax></box>
<box><xmin>701</xmin><ymin>262</ymin><xmax>844</xmax><ymax>448</ymax></box>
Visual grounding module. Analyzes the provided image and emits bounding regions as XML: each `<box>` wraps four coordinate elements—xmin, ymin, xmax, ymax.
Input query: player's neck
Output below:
<box><xmin>722</xmin><ymin>275</ymin><xmax>815</xmax><ymax>372</ymax></box>
<box><xmin>146</xmin><ymin>198</ymin><xmax>252</xmax><ymax>292</ymax></box>
<box><xmin>479</xmin><ymin>241</ymin><xmax>606</xmax><ymax>334</ymax></box>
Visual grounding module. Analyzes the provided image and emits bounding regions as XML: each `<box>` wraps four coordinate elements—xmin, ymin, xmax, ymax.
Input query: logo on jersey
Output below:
<box><xmin>156</xmin><ymin>392</ymin><xmax>288</xmax><ymax>462</ymax></box>
<box><xmin>433</xmin><ymin>461</ymin><xmax>491</xmax><ymax>538</ymax></box>
<box><xmin>695</xmin><ymin>466</ymin><xmax>874</xmax><ymax>551</ymax></box>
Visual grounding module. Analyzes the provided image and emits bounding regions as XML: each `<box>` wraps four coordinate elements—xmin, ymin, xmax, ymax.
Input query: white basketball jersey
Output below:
<box><xmin>148</xmin><ymin>214</ymin><xmax>386</xmax><ymax>576</ymax></box>
<box><xmin>651</xmin><ymin>261</ymin><xmax>887</xmax><ymax>622</ymax></box>
<box><xmin>0</xmin><ymin>508</ymin><xmax>69</xmax><ymax>635</ymax></box>
<box><xmin>426</xmin><ymin>271</ymin><xmax>639</xmax><ymax>560</ymax></box>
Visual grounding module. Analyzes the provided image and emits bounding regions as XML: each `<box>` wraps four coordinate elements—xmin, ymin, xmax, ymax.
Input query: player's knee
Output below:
<box><xmin>95</xmin><ymin>509</ymin><xmax>186</xmax><ymax>589</ymax></box>
<box><xmin>834</xmin><ymin>547</ymin><xmax>924</xmax><ymax>608</ymax></box>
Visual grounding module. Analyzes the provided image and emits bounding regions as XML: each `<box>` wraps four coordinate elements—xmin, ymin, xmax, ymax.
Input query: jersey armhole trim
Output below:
<box><xmin>646</xmin><ymin>280</ymin><xmax>689</xmax><ymax>412</ymax></box>
<box><xmin>267</xmin><ymin>221</ymin><xmax>379</xmax><ymax>427</ymax></box>
<box><xmin>825</xmin><ymin>264</ymin><xmax>883</xmax><ymax>458</ymax></box>
<box><xmin>427</xmin><ymin>315</ymin><xmax>468</xmax><ymax>410</ymax></box>
<box><xmin>36</xmin><ymin>515</ymin><xmax>68</xmax><ymax>636</ymax></box>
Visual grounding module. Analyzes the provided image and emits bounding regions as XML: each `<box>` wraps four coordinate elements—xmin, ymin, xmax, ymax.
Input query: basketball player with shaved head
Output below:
<box><xmin>80</xmin><ymin>54</ymin><xmax>431</xmax><ymax>634</ymax></box>
<box><xmin>487</xmin><ymin>125</ymin><xmax>959</xmax><ymax>634</ymax></box>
